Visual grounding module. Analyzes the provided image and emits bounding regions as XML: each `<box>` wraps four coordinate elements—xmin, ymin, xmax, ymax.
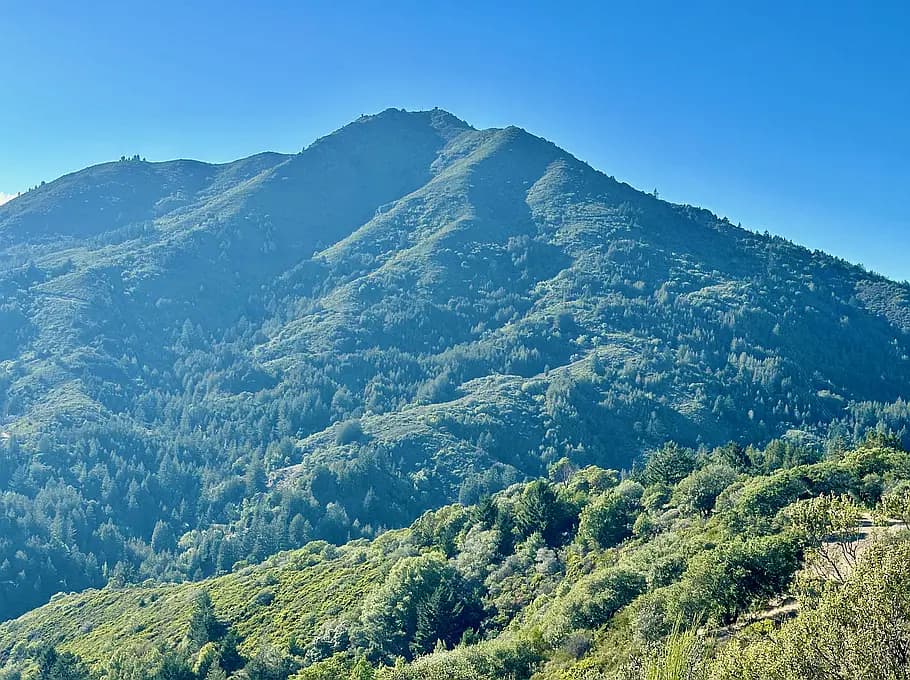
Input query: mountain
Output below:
<box><xmin>1</xmin><ymin>108</ymin><xmax>909</xmax><ymax>623</ymax></box>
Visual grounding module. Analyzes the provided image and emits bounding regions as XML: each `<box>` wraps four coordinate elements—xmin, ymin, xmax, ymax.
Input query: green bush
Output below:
<box><xmin>577</xmin><ymin>481</ymin><xmax>644</xmax><ymax>549</ymax></box>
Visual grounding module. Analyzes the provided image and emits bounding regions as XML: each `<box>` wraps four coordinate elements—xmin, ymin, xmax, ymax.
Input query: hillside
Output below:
<box><xmin>1</xmin><ymin>108</ymin><xmax>910</xmax><ymax>621</ymax></box>
<box><xmin>2</xmin><ymin>436</ymin><xmax>909</xmax><ymax>679</ymax></box>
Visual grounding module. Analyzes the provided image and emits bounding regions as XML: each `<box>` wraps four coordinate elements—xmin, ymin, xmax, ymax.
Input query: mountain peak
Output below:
<box><xmin>358</xmin><ymin>106</ymin><xmax>472</xmax><ymax>129</ymax></box>
<box><xmin>313</xmin><ymin>107</ymin><xmax>474</xmax><ymax>150</ymax></box>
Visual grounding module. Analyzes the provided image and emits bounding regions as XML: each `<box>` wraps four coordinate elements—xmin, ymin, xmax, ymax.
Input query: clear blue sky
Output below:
<box><xmin>2</xmin><ymin>1</ymin><xmax>908</xmax><ymax>281</ymax></box>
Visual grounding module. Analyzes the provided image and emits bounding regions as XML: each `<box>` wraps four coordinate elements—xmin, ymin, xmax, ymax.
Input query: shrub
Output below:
<box><xmin>673</xmin><ymin>464</ymin><xmax>738</xmax><ymax>516</ymax></box>
<box><xmin>578</xmin><ymin>481</ymin><xmax>644</xmax><ymax>549</ymax></box>
<box><xmin>336</xmin><ymin>420</ymin><xmax>365</xmax><ymax>445</ymax></box>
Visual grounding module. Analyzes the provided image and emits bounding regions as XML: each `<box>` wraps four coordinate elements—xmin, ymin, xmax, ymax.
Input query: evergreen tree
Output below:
<box><xmin>35</xmin><ymin>647</ymin><xmax>93</xmax><ymax>680</ymax></box>
<box><xmin>150</xmin><ymin>520</ymin><xmax>176</xmax><ymax>553</ymax></box>
<box><xmin>245</xmin><ymin>456</ymin><xmax>267</xmax><ymax>495</ymax></box>
<box><xmin>349</xmin><ymin>657</ymin><xmax>375</xmax><ymax>680</ymax></box>
<box><xmin>186</xmin><ymin>590</ymin><xmax>222</xmax><ymax>649</ymax></box>
<box><xmin>152</xmin><ymin>651</ymin><xmax>194</xmax><ymax>680</ymax></box>
<box><xmin>219</xmin><ymin>629</ymin><xmax>245</xmax><ymax>673</ymax></box>
<box><xmin>514</xmin><ymin>480</ymin><xmax>572</xmax><ymax>545</ymax></box>
<box><xmin>640</xmin><ymin>443</ymin><xmax>698</xmax><ymax>486</ymax></box>
<box><xmin>204</xmin><ymin>663</ymin><xmax>227</xmax><ymax>680</ymax></box>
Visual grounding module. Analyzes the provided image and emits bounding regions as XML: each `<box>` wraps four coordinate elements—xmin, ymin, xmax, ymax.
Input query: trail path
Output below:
<box><xmin>714</xmin><ymin>515</ymin><xmax>907</xmax><ymax>637</ymax></box>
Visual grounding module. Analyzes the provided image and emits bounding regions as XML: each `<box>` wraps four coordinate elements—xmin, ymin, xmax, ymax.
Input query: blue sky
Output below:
<box><xmin>1</xmin><ymin>1</ymin><xmax>908</xmax><ymax>281</ymax></box>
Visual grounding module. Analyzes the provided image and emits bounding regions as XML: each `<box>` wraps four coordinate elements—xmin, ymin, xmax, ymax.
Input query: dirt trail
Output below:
<box><xmin>714</xmin><ymin>516</ymin><xmax>907</xmax><ymax>637</ymax></box>
<box><xmin>810</xmin><ymin>515</ymin><xmax>905</xmax><ymax>583</ymax></box>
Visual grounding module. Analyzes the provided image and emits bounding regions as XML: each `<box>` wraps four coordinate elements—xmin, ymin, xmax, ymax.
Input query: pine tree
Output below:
<box><xmin>151</xmin><ymin>519</ymin><xmax>176</xmax><ymax>553</ymax></box>
<box><xmin>187</xmin><ymin>590</ymin><xmax>222</xmax><ymax>649</ymax></box>
<box><xmin>205</xmin><ymin>662</ymin><xmax>227</xmax><ymax>680</ymax></box>
<box><xmin>514</xmin><ymin>480</ymin><xmax>570</xmax><ymax>544</ymax></box>
<box><xmin>151</xmin><ymin>652</ymin><xmax>194</xmax><ymax>680</ymax></box>
<box><xmin>349</xmin><ymin>657</ymin><xmax>375</xmax><ymax>680</ymax></box>
<box><xmin>245</xmin><ymin>456</ymin><xmax>267</xmax><ymax>495</ymax></box>
<box><xmin>219</xmin><ymin>629</ymin><xmax>245</xmax><ymax>673</ymax></box>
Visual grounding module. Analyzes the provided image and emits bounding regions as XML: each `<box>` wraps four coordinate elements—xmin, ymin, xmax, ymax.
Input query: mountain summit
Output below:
<box><xmin>0</xmin><ymin>109</ymin><xmax>909</xmax><ymax>620</ymax></box>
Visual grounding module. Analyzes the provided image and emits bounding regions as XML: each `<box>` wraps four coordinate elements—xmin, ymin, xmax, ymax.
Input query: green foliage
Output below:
<box><xmin>34</xmin><ymin>647</ymin><xmax>93</xmax><ymax>680</ymax></box>
<box><xmin>373</xmin><ymin>636</ymin><xmax>542</xmax><ymax>680</ymax></box>
<box><xmin>349</xmin><ymin>657</ymin><xmax>375</xmax><ymax>680</ymax></box>
<box><xmin>410</xmin><ymin>505</ymin><xmax>471</xmax><ymax>556</ymax></box>
<box><xmin>204</xmin><ymin>663</ymin><xmax>227</xmax><ymax>680</ymax></box>
<box><xmin>545</xmin><ymin>567</ymin><xmax>646</xmax><ymax>644</ymax></box>
<box><xmin>673</xmin><ymin>464</ymin><xmax>738</xmax><ymax>516</ymax></box>
<box><xmin>514</xmin><ymin>481</ymin><xmax>576</xmax><ymax>546</ymax></box>
<box><xmin>880</xmin><ymin>479</ymin><xmax>910</xmax><ymax>527</ymax></box>
<box><xmin>335</xmin><ymin>421</ymin><xmax>364</xmax><ymax>446</ymax></box>
<box><xmin>784</xmin><ymin>493</ymin><xmax>861</xmax><ymax>544</ymax></box>
<box><xmin>633</xmin><ymin>620</ymin><xmax>706</xmax><ymax>680</ymax></box>
<box><xmin>361</xmin><ymin>553</ymin><xmax>482</xmax><ymax>660</ymax></box>
<box><xmin>290</xmin><ymin>654</ymin><xmax>355</xmax><ymax>680</ymax></box>
<box><xmin>783</xmin><ymin>494</ymin><xmax>864</xmax><ymax>584</ymax></box>
<box><xmin>640</xmin><ymin>444</ymin><xmax>698</xmax><ymax>487</ymax></box>
<box><xmin>242</xmin><ymin>647</ymin><xmax>298</xmax><ymax>680</ymax></box>
<box><xmin>186</xmin><ymin>591</ymin><xmax>222</xmax><ymax>650</ymax></box>
<box><xmin>1</xmin><ymin>440</ymin><xmax>909</xmax><ymax>679</ymax></box>
<box><xmin>664</xmin><ymin>533</ymin><xmax>803</xmax><ymax>625</ymax></box>
<box><xmin>712</xmin><ymin>537</ymin><xmax>910</xmax><ymax>679</ymax></box>
<box><xmin>577</xmin><ymin>481</ymin><xmax>644</xmax><ymax>549</ymax></box>
<box><xmin>150</xmin><ymin>520</ymin><xmax>176</xmax><ymax>554</ymax></box>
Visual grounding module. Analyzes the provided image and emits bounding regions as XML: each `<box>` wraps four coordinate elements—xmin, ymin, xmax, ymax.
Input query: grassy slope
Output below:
<box><xmin>0</xmin><ymin>537</ymin><xmax>388</xmax><ymax>664</ymax></box>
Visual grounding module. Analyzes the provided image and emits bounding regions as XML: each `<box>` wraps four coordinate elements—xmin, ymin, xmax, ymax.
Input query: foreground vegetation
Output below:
<box><xmin>3</xmin><ymin>434</ymin><xmax>909</xmax><ymax>679</ymax></box>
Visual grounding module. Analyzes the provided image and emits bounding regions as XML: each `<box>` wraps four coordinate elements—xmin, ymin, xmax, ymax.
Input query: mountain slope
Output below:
<box><xmin>2</xmin><ymin>438</ymin><xmax>908</xmax><ymax>679</ymax></box>
<box><xmin>0</xmin><ymin>108</ymin><xmax>909</xmax><ymax>622</ymax></box>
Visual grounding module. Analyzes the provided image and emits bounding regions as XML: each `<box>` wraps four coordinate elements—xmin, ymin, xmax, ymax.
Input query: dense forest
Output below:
<box><xmin>1</xmin><ymin>108</ymin><xmax>909</xmax><ymax>627</ymax></box>
<box><xmin>2</xmin><ymin>434</ymin><xmax>910</xmax><ymax>679</ymax></box>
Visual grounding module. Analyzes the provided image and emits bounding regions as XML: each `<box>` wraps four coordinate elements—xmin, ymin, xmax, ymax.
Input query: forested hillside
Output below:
<box><xmin>3</xmin><ymin>435</ymin><xmax>910</xmax><ymax>679</ymax></box>
<box><xmin>1</xmin><ymin>108</ymin><xmax>909</xmax><ymax>620</ymax></box>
